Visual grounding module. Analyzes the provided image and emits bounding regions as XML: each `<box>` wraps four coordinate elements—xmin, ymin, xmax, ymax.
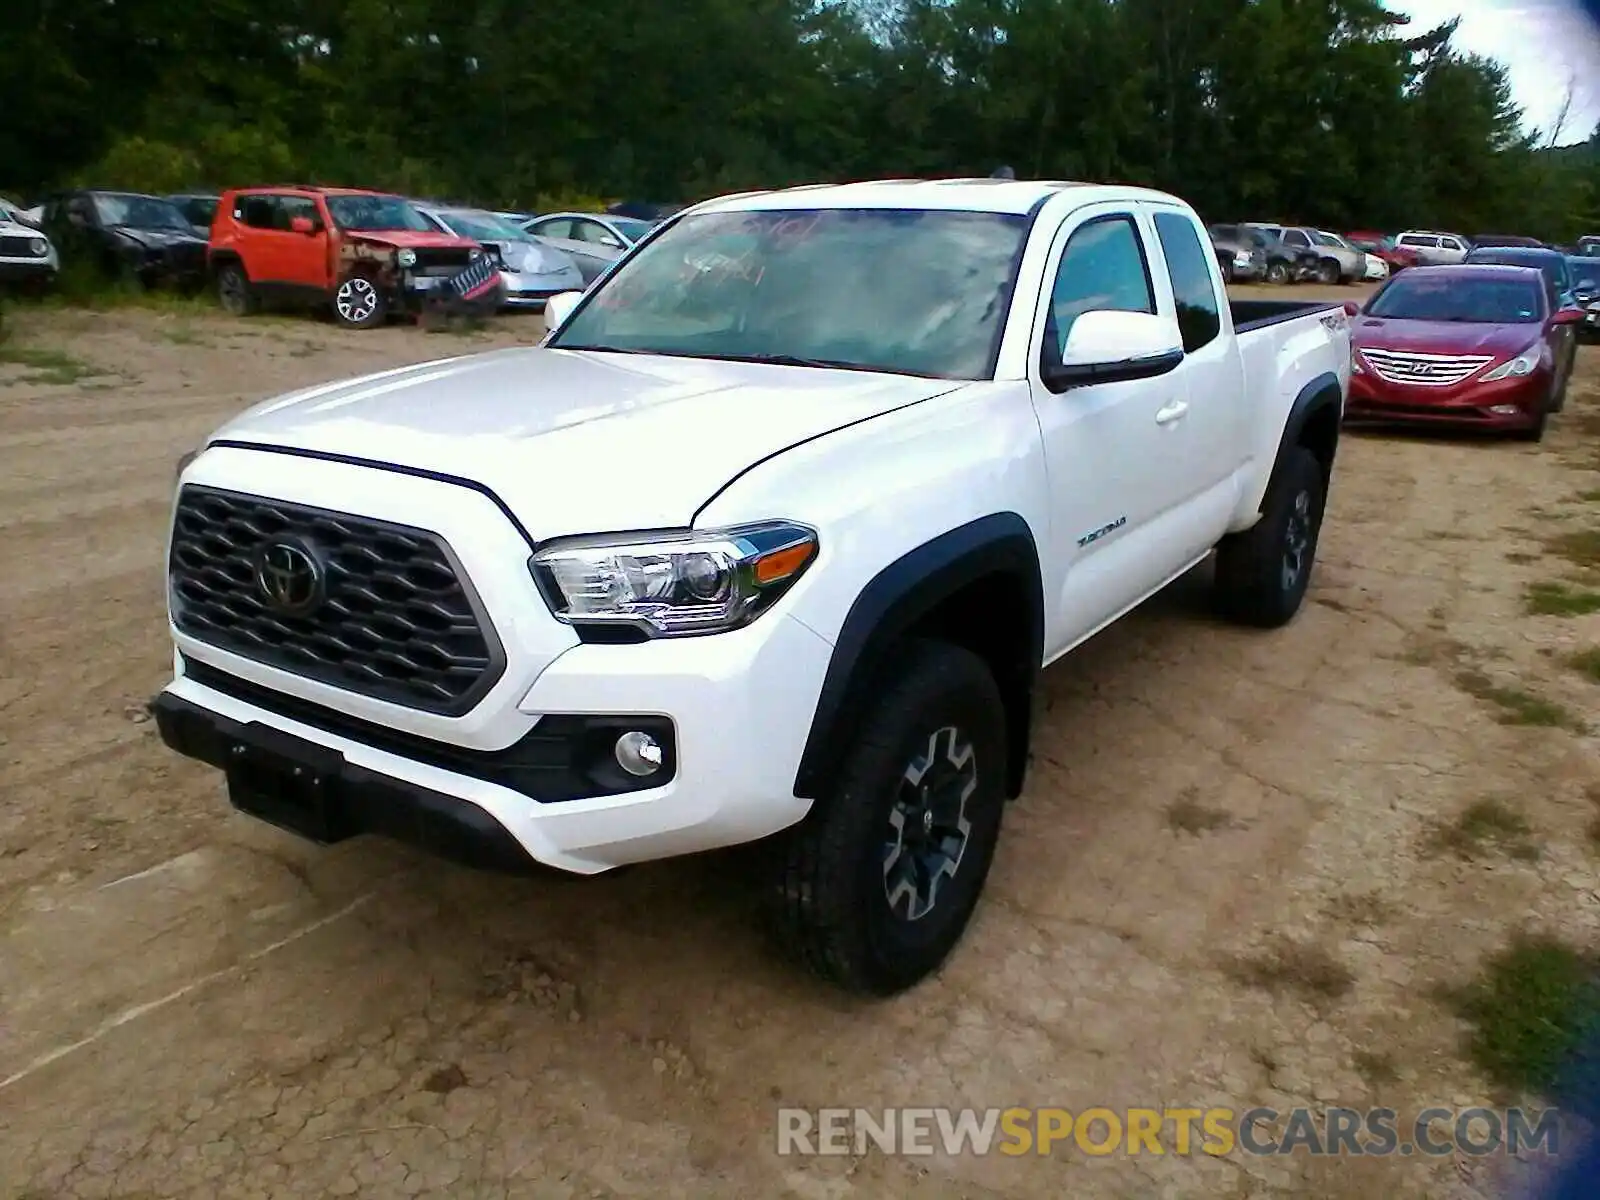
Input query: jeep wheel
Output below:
<box><xmin>1213</xmin><ymin>446</ymin><xmax>1325</xmax><ymax>628</ymax></box>
<box><xmin>1265</xmin><ymin>260</ymin><xmax>1289</xmax><ymax>285</ymax></box>
<box><xmin>768</xmin><ymin>640</ymin><xmax>1008</xmax><ymax>995</ymax></box>
<box><xmin>216</xmin><ymin>263</ymin><xmax>257</xmax><ymax>317</ymax></box>
<box><xmin>333</xmin><ymin>275</ymin><xmax>386</xmax><ymax>329</ymax></box>
<box><xmin>1220</xmin><ymin>258</ymin><xmax>1235</xmax><ymax>284</ymax></box>
<box><xmin>1317</xmin><ymin>259</ymin><xmax>1340</xmax><ymax>286</ymax></box>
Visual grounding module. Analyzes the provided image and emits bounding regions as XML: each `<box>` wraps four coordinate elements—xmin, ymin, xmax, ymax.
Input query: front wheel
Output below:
<box><xmin>216</xmin><ymin>263</ymin><xmax>257</xmax><ymax>316</ymax></box>
<box><xmin>332</xmin><ymin>274</ymin><xmax>387</xmax><ymax>329</ymax></box>
<box><xmin>1213</xmin><ymin>447</ymin><xmax>1326</xmax><ymax>628</ymax></box>
<box><xmin>1317</xmin><ymin>259</ymin><xmax>1340</xmax><ymax>286</ymax></box>
<box><xmin>767</xmin><ymin>640</ymin><xmax>1009</xmax><ymax>995</ymax></box>
<box><xmin>1265</xmin><ymin>260</ymin><xmax>1290</xmax><ymax>286</ymax></box>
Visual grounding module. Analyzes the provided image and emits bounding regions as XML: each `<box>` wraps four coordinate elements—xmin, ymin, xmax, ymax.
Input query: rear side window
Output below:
<box><xmin>277</xmin><ymin>196</ymin><xmax>320</xmax><ymax>230</ymax></box>
<box><xmin>532</xmin><ymin>218</ymin><xmax>573</xmax><ymax>239</ymax></box>
<box><xmin>1153</xmin><ymin>211</ymin><xmax>1222</xmax><ymax>353</ymax></box>
<box><xmin>1044</xmin><ymin>215</ymin><xmax>1155</xmax><ymax>358</ymax></box>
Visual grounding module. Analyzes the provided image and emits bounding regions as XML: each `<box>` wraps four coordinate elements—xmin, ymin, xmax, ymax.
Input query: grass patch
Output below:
<box><xmin>1352</xmin><ymin>1049</ymin><xmax>1401</xmax><ymax>1087</ymax></box>
<box><xmin>1453</xmin><ymin>668</ymin><xmax>1583</xmax><ymax>731</ymax></box>
<box><xmin>1426</xmin><ymin>797</ymin><xmax>1541</xmax><ymax>862</ymax></box>
<box><xmin>1574</xmin><ymin>490</ymin><xmax>1600</xmax><ymax>504</ymax></box>
<box><xmin>1165</xmin><ymin>786</ymin><xmax>1235</xmax><ymax>835</ymax></box>
<box><xmin>1324</xmin><ymin>891</ymin><xmax>1395</xmax><ymax>927</ymax></box>
<box><xmin>1227</xmin><ymin>938</ymin><xmax>1355</xmax><ymax>1008</ymax></box>
<box><xmin>1567</xmin><ymin>647</ymin><xmax>1600</xmax><ymax>684</ymax></box>
<box><xmin>1505</xmin><ymin>550</ymin><xmax>1541</xmax><ymax>564</ymax></box>
<box><xmin>0</xmin><ymin>342</ymin><xmax>96</xmax><ymax>385</ymax></box>
<box><xmin>157</xmin><ymin>322</ymin><xmax>211</xmax><ymax>347</ymax></box>
<box><xmin>1546</xmin><ymin>530</ymin><xmax>1600</xmax><ymax>571</ymax></box>
<box><xmin>1526</xmin><ymin>581</ymin><xmax>1600</xmax><ymax>616</ymax></box>
<box><xmin>1445</xmin><ymin>932</ymin><xmax>1600</xmax><ymax>1096</ymax></box>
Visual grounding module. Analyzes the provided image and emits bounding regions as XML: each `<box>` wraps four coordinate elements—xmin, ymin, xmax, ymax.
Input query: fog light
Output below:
<box><xmin>614</xmin><ymin>731</ymin><xmax>663</xmax><ymax>777</ymax></box>
<box><xmin>1487</xmin><ymin>404</ymin><xmax>1521</xmax><ymax>415</ymax></box>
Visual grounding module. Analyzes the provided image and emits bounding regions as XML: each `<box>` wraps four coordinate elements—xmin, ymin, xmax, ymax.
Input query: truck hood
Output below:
<box><xmin>209</xmin><ymin>348</ymin><xmax>963</xmax><ymax>536</ymax></box>
<box><xmin>1354</xmin><ymin>317</ymin><xmax>1541</xmax><ymax>358</ymax></box>
<box><xmin>345</xmin><ymin>230</ymin><xmax>478</xmax><ymax>251</ymax></box>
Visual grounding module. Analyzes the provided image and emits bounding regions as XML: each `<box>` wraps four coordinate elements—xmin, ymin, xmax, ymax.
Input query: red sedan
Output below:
<box><xmin>1346</xmin><ymin>264</ymin><xmax>1584</xmax><ymax>441</ymax></box>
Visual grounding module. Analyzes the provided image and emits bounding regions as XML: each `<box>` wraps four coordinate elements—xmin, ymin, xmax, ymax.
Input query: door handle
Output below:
<box><xmin>1154</xmin><ymin>399</ymin><xmax>1189</xmax><ymax>425</ymax></box>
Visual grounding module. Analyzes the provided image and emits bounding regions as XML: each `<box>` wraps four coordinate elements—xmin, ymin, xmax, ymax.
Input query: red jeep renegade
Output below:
<box><xmin>209</xmin><ymin>187</ymin><xmax>501</xmax><ymax>328</ymax></box>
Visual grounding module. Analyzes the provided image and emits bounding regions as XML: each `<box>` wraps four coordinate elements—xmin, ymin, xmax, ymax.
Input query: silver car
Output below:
<box><xmin>519</xmin><ymin>212</ymin><xmax>655</xmax><ymax>283</ymax></box>
<box><xmin>415</xmin><ymin>205</ymin><xmax>584</xmax><ymax>310</ymax></box>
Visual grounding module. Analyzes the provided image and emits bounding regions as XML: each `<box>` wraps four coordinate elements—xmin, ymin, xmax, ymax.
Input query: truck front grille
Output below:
<box><xmin>0</xmin><ymin>235</ymin><xmax>39</xmax><ymax>257</ymax></box>
<box><xmin>168</xmin><ymin>485</ymin><xmax>502</xmax><ymax>715</ymax></box>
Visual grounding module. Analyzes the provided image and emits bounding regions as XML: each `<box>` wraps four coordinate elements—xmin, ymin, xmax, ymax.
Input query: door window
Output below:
<box><xmin>532</xmin><ymin>218</ymin><xmax>573</xmax><ymax>240</ymax></box>
<box><xmin>573</xmin><ymin>220</ymin><xmax>623</xmax><ymax>249</ymax></box>
<box><xmin>276</xmin><ymin>196</ymin><xmax>320</xmax><ymax>231</ymax></box>
<box><xmin>1043</xmin><ymin>215</ymin><xmax>1155</xmax><ymax>361</ymax></box>
<box><xmin>1153</xmin><ymin>211</ymin><xmax>1222</xmax><ymax>352</ymax></box>
<box><xmin>1284</xmin><ymin>229</ymin><xmax>1309</xmax><ymax>247</ymax></box>
<box><xmin>239</xmin><ymin>196</ymin><xmax>279</xmax><ymax>229</ymax></box>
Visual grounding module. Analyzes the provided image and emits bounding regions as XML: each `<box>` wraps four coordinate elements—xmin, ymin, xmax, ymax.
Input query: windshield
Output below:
<box><xmin>550</xmin><ymin>208</ymin><xmax>1028</xmax><ymax>379</ymax></box>
<box><xmin>1570</xmin><ymin>261</ymin><xmax>1600</xmax><ymax>290</ymax></box>
<box><xmin>439</xmin><ymin>210</ymin><xmax>529</xmax><ymax>242</ymax></box>
<box><xmin>92</xmin><ymin>194</ymin><xmax>192</xmax><ymax>231</ymax></box>
<box><xmin>1366</xmin><ymin>276</ymin><xmax>1542</xmax><ymax>323</ymax></box>
<box><xmin>1349</xmin><ymin>236</ymin><xmax>1384</xmax><ymax>251</ymax></box>
<box><xmin>324</xmin><ymin>194</ymin><xmax>434</xmax><ymax>233</ymax></box>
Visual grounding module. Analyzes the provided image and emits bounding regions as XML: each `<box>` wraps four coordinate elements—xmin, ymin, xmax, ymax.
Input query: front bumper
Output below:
<box><xmin>499</xmin><ymin>267</ymin><xmax>585</xmax><ymax>309</ymax></box>
<box><xmin>0</xmin><ymin>256</ymin><xmax>57</xmax><ymax>283</ymax></box>
<box><xmin>1345</xmin><ymin>367</ymin><xmax>1549</xmax><ymax>430</ymax></box>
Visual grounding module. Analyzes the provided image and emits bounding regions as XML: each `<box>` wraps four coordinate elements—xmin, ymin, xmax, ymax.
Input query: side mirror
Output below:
<box><xmin>543</xmin><ymin>290</ymin><xmax>584</xmax><ymax>333</ymax></box>
<box><xmin>290</xmin><ymin>215</ymin><xmax>318</xmax><ymax>235</ymax></box>
<box><xmin>1042</xmin><ymin>310</ymin><xmax>1185</xmax><ymax>391</ymax></box>
<box><xmin>1552</xmin><ymin>306</ymin><xmax>1586</xmax><ymax>325</ymax></box>
<box><xmin>1343</xmin><ymin>300</ymin><xmax>1361</xmax><ymax>316</ymax></box>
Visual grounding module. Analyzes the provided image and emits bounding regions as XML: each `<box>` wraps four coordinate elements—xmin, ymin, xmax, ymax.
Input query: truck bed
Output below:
<box><xmin>1230</xmin><ymin>298</ymin><xmax>1343</xmax><ymax>335</ymax></box>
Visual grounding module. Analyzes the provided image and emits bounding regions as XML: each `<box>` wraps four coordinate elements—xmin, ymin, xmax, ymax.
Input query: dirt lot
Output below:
<box><xmin>2</xmin><ymin>289</ymin><xmax>1599</xmax><ymax>1199</ymax></box>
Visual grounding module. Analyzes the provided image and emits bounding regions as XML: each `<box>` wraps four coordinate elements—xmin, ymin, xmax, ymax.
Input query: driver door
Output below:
<box><xmin>1028</xmin><ymin>206</ymin><xmax>1195</xmax><ymax>653</ymax></box>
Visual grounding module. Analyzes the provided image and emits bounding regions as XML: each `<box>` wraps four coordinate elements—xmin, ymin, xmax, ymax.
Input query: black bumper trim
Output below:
<box><xmin>178</xmin><ymin>656</ymin><xmax>678</xmax><ymax>803</ymax></box>
<box><xmin>153</xmin><ymin>690</ymin><xmax>541</xmax><ymax>874</ymax></box>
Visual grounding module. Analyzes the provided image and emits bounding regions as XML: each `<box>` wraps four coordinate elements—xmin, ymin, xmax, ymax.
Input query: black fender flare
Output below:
<box><xmin>792</xmin><ymin>513</ymin><xmax>1044</xmax><ymax>802</ymax></box>
<box><xmin>1262</xmin><ymin>369</ymin><xmax>1342</xmax><ymax>505</ymax></box>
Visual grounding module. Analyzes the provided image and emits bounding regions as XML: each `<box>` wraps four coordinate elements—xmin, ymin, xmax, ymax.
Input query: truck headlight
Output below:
<box><xmin>529</xmin><ymin>520</ymin><xmax>818</xmax><ymax>637</ymax></box>
<box><xmin>1233</xmin><ymin>251</ymin><xmax>1250</xmax><ymax>266</ymax></box>
<box><xmin>397</xmin><ymin>249</ymin><xmax>418</xmax><ymax>268</ymax></box>
<box><xmin>30</xmin><ymin>238</ymin><xmax>48</xmax><ymax>256</ymax></box>
<box><xmin>1481</xmin><ymin>343</ymin><xmax>1543</xmax><ymax>381</ymax></box>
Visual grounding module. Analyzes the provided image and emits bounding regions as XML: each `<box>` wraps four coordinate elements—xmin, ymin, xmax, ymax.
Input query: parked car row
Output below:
<box><xmin>1207</xmin><ymin>223</ymin><xmax>1391</xmax><ymax>286</ymax></box>
<box><xmin>0</xmin><ymin>183</ymin><xmax>674</xmax><ymax>329</ymax></box>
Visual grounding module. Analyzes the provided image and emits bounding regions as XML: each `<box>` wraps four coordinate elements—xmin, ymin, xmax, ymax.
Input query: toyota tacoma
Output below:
<box><xmin>153</xmin><ymin>178</ymin><xmax>1352</xmax><ymax>994</ymax></box>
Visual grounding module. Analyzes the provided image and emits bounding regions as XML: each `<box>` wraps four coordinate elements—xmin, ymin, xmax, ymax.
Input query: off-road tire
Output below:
<box><xmin>1213</xmin><ymin>446</ymin><xmax>1326</xmax><ymax>628</ymax></box>
<box><xmin>1317</xmin><ymin>259</ymin><xmax>1340</xmax><ymax>286</ymax></box>
<box><xmin>216</xmin><ymin>263</ymin><xmax>257</xmax><ymax>316</ymax></box>
<box><xmin>1265</xmin><ymin>260</ymin><xmax>1290</xmax><ymax>285</ymax></box>
<box><xmin>767</xmin><ymin>639</ymin><xmax>1009</xmax><ymax>995</ymax></box>
<box><xmin>332</xmin><ymin>273</ymin><xmax>387</xmax><ymax>330</ymax></box>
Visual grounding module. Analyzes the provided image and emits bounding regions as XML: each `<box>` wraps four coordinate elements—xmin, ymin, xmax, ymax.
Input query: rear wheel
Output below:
<box><xmin>1214</xmin><ymin>447</ymin><xmax>1326</xmax><ymax>628</ymax></box>
<box><xmin>332</xmin><ymin>274</ymin><xmax>387</xmax><ymax>329</ymax></box>
<box><xmin>1317</xmin><ymin>259</ymin><xmax>1340</xmax><ymax>286</ymax></box>
<box><xmin>1265</xmin><ymin>260</ymin><xmax>1290</xmax><ymax>286</ymax></box>
<box><xmin>767</xmin><ymin>640</ymin><xmax>1009</xmax><ymax>995</ymax></box>
<box><xmin>1220</xmin><ymin>258</ymin><xmax>1235</xmax><ymax>284</ymax></box>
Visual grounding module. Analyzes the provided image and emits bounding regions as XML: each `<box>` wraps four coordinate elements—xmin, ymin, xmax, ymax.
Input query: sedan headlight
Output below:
<box><xmin>529</xmin><ymin>520</ymin><xmax>818</xmax><ymax>637</ymax></box>
<box><xmin>396</xmin><ymin>248</ymin><xmax>418</xmax><ymax>268</ymax></box>
<box><xmin>1481</xmin><ymin>343</ymin><xmax>1544</xmax><ymax>382</ymax></box>
<box><xmin>29</xmin><ymin>238</ymin><xmax>48</xmax><ymax>256</ymax></box>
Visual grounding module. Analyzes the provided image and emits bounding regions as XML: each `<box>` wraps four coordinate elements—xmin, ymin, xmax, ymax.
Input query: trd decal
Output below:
<box><xmin>1077</xmin><ymin>516</ymin><xmax>1127</xmax><ymax>548</ymax></box>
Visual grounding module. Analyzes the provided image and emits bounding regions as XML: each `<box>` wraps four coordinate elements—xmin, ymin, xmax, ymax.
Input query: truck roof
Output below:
<box><xmin>688</xmin><ymin>178</ymin><xmax>1186</xmax><ymax>217</ymax></box>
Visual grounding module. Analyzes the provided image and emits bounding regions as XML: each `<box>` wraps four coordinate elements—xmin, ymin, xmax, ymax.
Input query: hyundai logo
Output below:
<box><xmin>253</xmin><ymin>540</ymin><xmax>325</xmax><ymax>616</ymax></box>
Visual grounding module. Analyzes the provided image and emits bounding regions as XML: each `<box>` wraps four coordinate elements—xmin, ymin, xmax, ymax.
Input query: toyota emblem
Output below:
<box><xmin>253</xmin><ymin>540</ymin><xmax>325</xmax><ymax>616</ymax></box>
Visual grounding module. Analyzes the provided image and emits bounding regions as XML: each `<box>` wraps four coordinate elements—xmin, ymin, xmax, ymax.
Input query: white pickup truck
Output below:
<box><xmin>154</xmin><ymin>179</ymin><xmax>1352</xmax><ymax>995</ymax></box>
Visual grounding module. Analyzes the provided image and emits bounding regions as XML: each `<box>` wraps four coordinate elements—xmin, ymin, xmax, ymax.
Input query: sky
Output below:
<box><xmin>1381</xmin><ymin>0</ymin><xmax>1600</xmax><ymax>145</ymax></box>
